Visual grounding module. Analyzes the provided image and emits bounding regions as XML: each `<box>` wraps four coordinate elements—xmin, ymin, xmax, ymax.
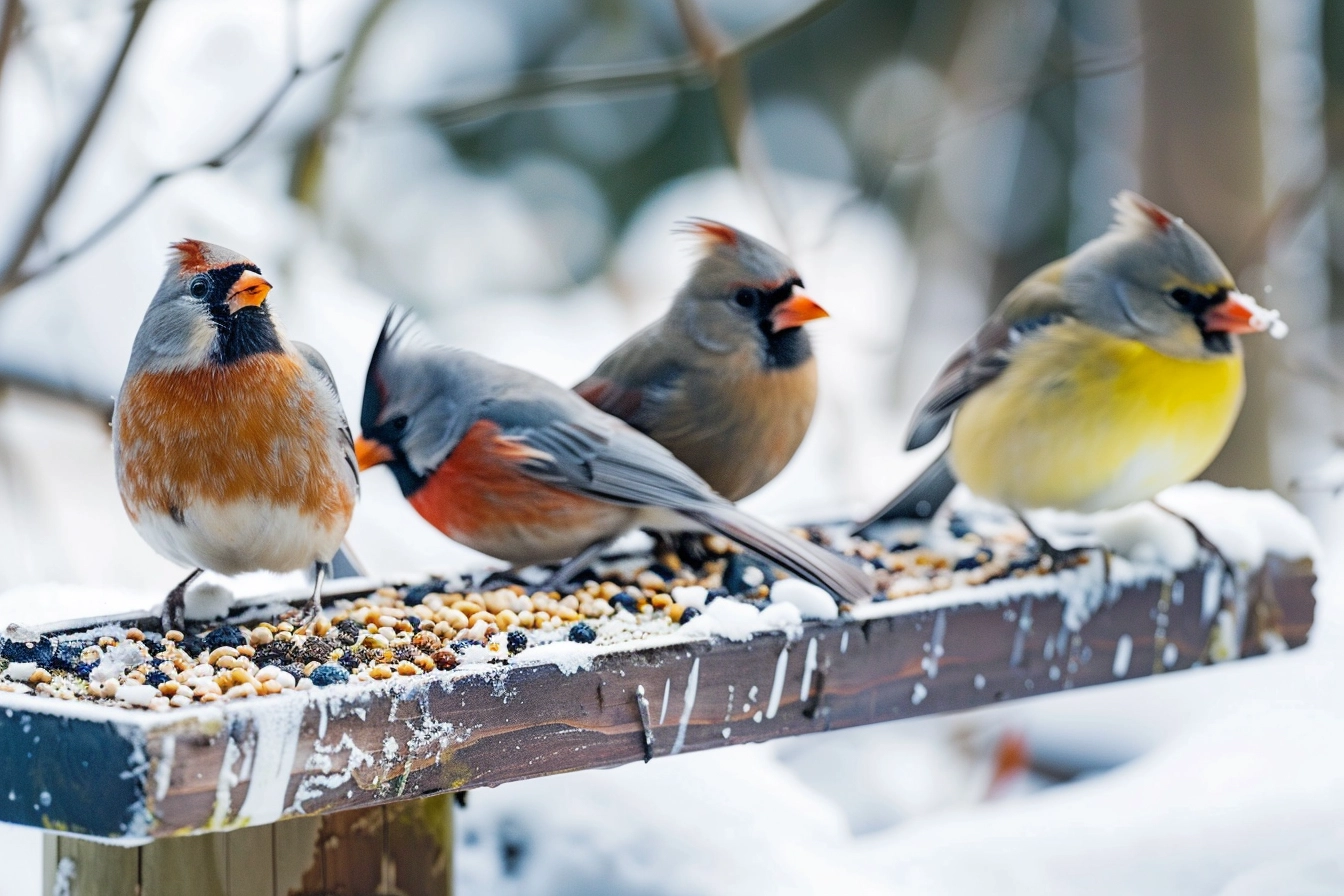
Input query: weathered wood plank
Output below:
<box><xmin>56</xmin><ymin>835</ymin><xmax>138</xmax><ymax>896</ymax></box>
<box><xmin>141</xmin><ymin>830</ymin><xmax>228</xmax><ymax>896</ymax></box>
<box><xmin>225</xmin><ymin>824</ymin><xmax>275</xmax><ymax>896</ymax></box>
<box><xmin>13</xmin><ymin>556</ymin><xmax>1318</xmax><ymax>841</ymax></box>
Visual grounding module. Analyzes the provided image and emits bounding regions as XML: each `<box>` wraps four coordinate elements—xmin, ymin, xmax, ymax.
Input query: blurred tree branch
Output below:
<box><xmin>0</xmin><ymin>1</ymin><xmax>337</xmax><ymax>416</ymax></box>
<box><xmin>0</xmin><ymin>0</ymin><xmax>153</xmax><ymax>294</ymax></box>
<box><xmin>291</xmin><ymin>0</ymin><xmax>396</xmax><ymax>206</ymax></box>
<box><xmin>0</xmin><ymin>0</ymin><xmax>20</xmax><ymax>101</ymax></box>
<box><xmin>0</xmin><ymin>9</ymin><xmax>340</xmax><ymax>300</ymax></box>
<box><xmin>419</xmin><ymin>0</ymin><xmax>845</xmax><ymax>129</ymax></box>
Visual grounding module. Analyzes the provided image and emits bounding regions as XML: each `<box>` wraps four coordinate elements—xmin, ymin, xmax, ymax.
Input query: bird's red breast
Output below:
<box><xmin>408</xmin><ymin>420</ymin><xmax>615</xmax><ymax>552</ymax></box>
<box><xmin>117</xmin><ymin>354</ymin><xmax>355</xmax><ymax>528</ymax></box>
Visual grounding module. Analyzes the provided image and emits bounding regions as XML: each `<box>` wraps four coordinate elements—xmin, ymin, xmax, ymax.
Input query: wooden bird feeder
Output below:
<box><xmin>1</xmin><ymin>551</ymin><xmax>1315</xmax><ymax>896</ymax></box>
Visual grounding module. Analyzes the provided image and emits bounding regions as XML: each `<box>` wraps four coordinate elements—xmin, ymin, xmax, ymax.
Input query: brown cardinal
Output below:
<box><xmin>113</xmin><ymin>240</ymin><xmax>359</xmax><ymax>630</ymax></box>
<box><xmin>576</xmin><ymin>220</ymin><xmax>830</xmax><ymax>502</ymax></box>
<box><xmin>355</xmin><ymin>310</ymin><xmax>870</xmax><ymax>602</ymax></box>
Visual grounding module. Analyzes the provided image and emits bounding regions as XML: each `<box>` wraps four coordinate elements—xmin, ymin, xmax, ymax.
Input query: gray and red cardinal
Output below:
<box><xmin>114</xmin><ymin>240</ymin><xmax>359</xmax><ymax>631</ymax></box>
<box><xmin>576</xmin><ymin>220</ymin><xmax>830</xmax><ymax>502</ymax></box>
<box><xmin>354</xmin><ymin>310</ymin><xmax>871</xmax><ymax>603</ymax></box>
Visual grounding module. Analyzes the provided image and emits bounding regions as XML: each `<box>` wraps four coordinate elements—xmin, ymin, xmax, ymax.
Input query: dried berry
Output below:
<box><xmin>337</xmin><ymin>652</ymin><xmax>361</xmax><ymax>672</ymax></box>
<box><xmin>146</xmin><ymin>669</ymin><xmax>170</xmax><ymax>687</ymax></box>
<box><xmin>610</xmin><ymin>593</ymin><xmax>638</xmax><ymax>614</ymax></box>
<box><xmin>406</xmin><ymin>616</ymin><xmax>422</xmax><ymax>630</ymax></box>
<box><xmin>332</xmin><ymin>618</ymin><xmax>365</xmax><ymax>645</ymax></box>
<box><xmin>203</xmin><ymin>626</ymin><xmax>247</xmax><ymax>651</ymax></box>
<box><xmin>402</xmin><ymin>579</ymin><xmax>451</xmax><ymax>606</ymax></box>
<box><xmin>72</xmin><ymin>662</ymin><xmax>96</xmax><ymax>679</ymax></box>
<box><xmin>506</xmin><ymin>630</ymin><xmax>528</xmax><ymax>654</ymax></box>
<box><xmin>431</xmin><ymin>648</ymin><xmax>458</xmax><ymax>670</ymax></box>
<box><xmin>309</xmin><ymin>664</ymin><xmax>349</xmax><ymax>687</ymax></box>
<box><xmin>568</xmin><ymin>622</ymin><xmax>596</xmax><ymax>644</ymax></box>
<box><xmin>253</xmin><ymin>641</ymin><xmax>294</xmax><ymax>667</ymax></box>
<box><xmin>723</xmin><ymin>555</ymin><xmax>775</xmax><ymax>595</ymax></box>
<box><xmin>647</xmin><ymin>563</ymin><xmax>677</xmax><ymax>582</ymax></box>
<box><xmin>2</xmin><ymin>635</ymin><xmax>53</xmax><ymax>666</ymax></box>
<box><xmin>178</xmin><ymin>636</ymin><xmax>208</xmax><ymax>660</ymax></box>
<box><xmin>679</xmin><ymin>607</ymin><xmax>701</xmax><ymax>623</ymax></box>
<box><xmin>294</xmin><ymin>637</ymin><xmax>336</xmax><ymax>665</ymax></box>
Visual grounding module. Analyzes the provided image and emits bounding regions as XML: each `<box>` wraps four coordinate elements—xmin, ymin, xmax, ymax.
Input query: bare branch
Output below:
<box><xmin>673</xmin><ymin>0</ymin><xmax>791</xmax><ymax>244</ymax></box>
<box><xmin>0</xmin><ymin>0</ymin><xmax>153</xmax><ymax>289</ymax></box>
<box><xmin>419</xmin><ymin>0</ymin><xmax>845</xmax><ymax>130</ymax></box>
<box><xmin>0</xmin><ymin>361</ymin><xmax>114</xmax><ymax>421</ymax></box>
<box><xmin>0</xmin><ymin>0</ymin><xmax>21</xmax><ymax>102</ymax></box>
<box><xmin>0</xmin><ymin>50</ymin><xmax>342</xmax><ymax>297</ymax></box>
<box><xmin>291</xmin><ymin>0</ymin><xmax>397</xmax><ymax>206</ymax></box>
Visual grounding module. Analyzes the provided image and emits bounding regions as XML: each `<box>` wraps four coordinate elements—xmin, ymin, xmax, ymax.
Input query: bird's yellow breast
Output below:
<box><xmin>949</xmin><ymin>320</ymin><xmax>1244</xmax><ymax>512</ymax></box>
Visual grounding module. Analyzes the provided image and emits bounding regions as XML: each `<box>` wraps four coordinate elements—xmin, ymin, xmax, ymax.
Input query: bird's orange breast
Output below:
<box><xmin>409</xmin><ymin>420</ymin><xmax>626</xmax><ymax>563</ymax></box>
<box><xmin>116</xmin><ymin>355</ymin><xmax>354</xmax><ymax>528</ymax></box>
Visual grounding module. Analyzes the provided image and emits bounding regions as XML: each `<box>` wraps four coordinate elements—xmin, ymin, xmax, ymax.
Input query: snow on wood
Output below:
<box><xmin>0</xmin><ymin>553</ymin><xmax>1314</xmax><ymax>840</ymax></box>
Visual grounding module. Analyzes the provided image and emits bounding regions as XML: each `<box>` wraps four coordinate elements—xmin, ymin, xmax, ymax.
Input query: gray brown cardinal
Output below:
<box><xmin>113</xmin><ymin>240</ymin><xmax>359</xmax><ymax>631</ymax></box>
<box><xmin>355</xmin><ymin>309</ymin><xmax>870</xmax><ymax>603</ymax></box>
<box><xmin>576</xmin><ymin>220</ymin><xmax>829</xmax><ymax>502</ymax></box>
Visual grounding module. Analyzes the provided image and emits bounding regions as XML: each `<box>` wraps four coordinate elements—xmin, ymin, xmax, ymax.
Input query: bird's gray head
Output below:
<box><xmin>128</xmin><ymin>240</ymin><xmax>280</xmax><ymax>373</ymax></box>
<box><xmin>1065</xmin><ymin>192</ymin><xmax>1286</xmax><ymax>359</ymax></box>
<box><xmin>357</xmin><ymin>308</ymin><xmax>476</xmax><ymax>496</ymax></box>
<box><xmin>669</xmin><ymin>219</ymin><xmax>829</xmax><ymax>369</ymax></box>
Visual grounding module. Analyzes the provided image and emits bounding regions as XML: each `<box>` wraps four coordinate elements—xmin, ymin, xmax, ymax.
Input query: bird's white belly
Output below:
<box><xmin>132</xmin><ymin>500</ymin><xmax>345</xmax><ymax>575</ymax></box>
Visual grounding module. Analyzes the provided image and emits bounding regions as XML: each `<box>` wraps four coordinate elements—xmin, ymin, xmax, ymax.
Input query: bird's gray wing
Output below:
<box><xmin>295</xmin><ymin>341</ymin><xmax>359</xmax><ymax>497</ymax></box>
<box><xmin>906</xmin><ymin>263</ymin><xmax>1074</xmax><ymax>450</ymax></box>
<box><xmin>488</xmin><ymin>397</ymin><xmax>871</xmax><ymax>601</ymax></box>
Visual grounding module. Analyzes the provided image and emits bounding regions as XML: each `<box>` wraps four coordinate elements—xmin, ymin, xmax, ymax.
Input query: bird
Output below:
<box><xmin>113</xmin><ymin>240</ymin><xmax>359</xmax><ymax>632</ymax></box>
<box><xmin>354</xmin><ymin>309</ymin><xmax>871</xmax><ymax>603</ymax></box>
<box><xmin>575</xmin><ymin>219</ymin><xmax>830</xmax><ymax>503</ymax></box>
<box><xmin>855</xmin><ymin>191</ymin><xmax>1288</xmax><ymax>554</ymax></box>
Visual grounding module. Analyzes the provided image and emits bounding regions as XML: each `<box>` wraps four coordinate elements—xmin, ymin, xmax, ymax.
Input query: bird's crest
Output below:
<box><xmin>1109</xmin><ymin>191</ymin><xmax>1177</xmax><ymax>236</ymax></box>
<box><xmin>169</xmin><ymin>239</ymin><xmax>253</xmax><ymax>273</ymax></box>
<box><xmin>363</xmin><ymin>306</ymin><xmax>425</xmax><ymax>430</ymax></box>
<box><xmin>675</xmin><ymin>218</ymin><xmax>740</xmax><ymax>251</ymax></box>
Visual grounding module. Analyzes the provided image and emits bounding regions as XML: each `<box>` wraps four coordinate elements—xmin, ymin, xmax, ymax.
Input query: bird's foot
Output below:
<box><xmin>281</xmin><ymin>596</ymin><xmax>323</xmax><ymax>632</ymax></box>
<box><xmin>281</xmin><ymin>562</ymin><xmax>327</xmax><ymax>633</ymax></box>
<box><xmin>160</xmin><ymin>569</ymin><xmax>202</xmax><ymax>634</ymax></box>
<box><xmin>1151</xmin><ymin>500</ymin><xmax>1234</xmax><ymax>576</ymax></box>
<box><xmin>1015</xmin><ymin>513</ymin><xmax>1109</xmax><ymax>583</ymax></box>
<box><xmin>1034</xmin><ymin>540</ymin><xmax>1109</xmax><ymax>583</ymax></box>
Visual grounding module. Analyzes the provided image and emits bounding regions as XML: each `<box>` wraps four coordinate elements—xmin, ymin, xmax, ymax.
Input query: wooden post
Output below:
<box><xmin>43</xmin><ymin>794</ymin><xmax>453</xmax><ymax>896</ymax></box>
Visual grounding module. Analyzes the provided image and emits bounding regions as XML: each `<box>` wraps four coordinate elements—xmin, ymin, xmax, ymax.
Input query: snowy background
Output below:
<box><xmin>2</xmin><ymin>0</ymin><xmax>1344</xmax><ymax>893</ymax></box>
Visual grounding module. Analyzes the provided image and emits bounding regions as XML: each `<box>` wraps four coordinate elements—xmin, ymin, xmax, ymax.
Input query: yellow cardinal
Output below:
<box><xmin>856</xmin><ymin>191</ymin><xmax>1287</xmax><ymax>546</ymax></box>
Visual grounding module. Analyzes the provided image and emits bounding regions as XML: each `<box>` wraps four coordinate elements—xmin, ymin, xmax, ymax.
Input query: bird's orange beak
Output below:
<box><xmin>226</xmin><ymin>271</ymin><xmax>272</xmax><ymax>314</ymax></box>
<box><xmin>1201</xmin><ymin>290</ymin><xmax>1286</xmax><ymax>336</ymax></box>
<box><xmin>354</xmin><ymin>435</ymin><xmax>394</xmax><ymax>471</ymax></box>
<box><xmin>769</xmin><ymin>292</ymin><xmax>830</xmax><ymax>333</ymax></box>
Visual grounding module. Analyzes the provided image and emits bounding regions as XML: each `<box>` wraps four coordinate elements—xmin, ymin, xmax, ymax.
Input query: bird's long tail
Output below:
<box><xmin>682</xmin><ymin>503</ymin><xmax>872</xmax><ymax>603</ymax></box>
<box><xmin>853</xmin><ymin>449</ymin><xmax>957</xmax><ymax>538</ymax></box>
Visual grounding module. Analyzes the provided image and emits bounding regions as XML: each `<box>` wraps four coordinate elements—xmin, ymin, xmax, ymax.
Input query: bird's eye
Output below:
<box><xmin>733</xmin><ymin>288</ymin><xmax>758</xmax><ymax>309</ymax></box>
<box><xmin>189</xmin><ymin>276</ymin><xmax>210</xmax><ymax>299</ymax></box>
<box><xmin>1170</xmin><ymin>288</ymin><xmax>1198</xmax><ymax>309</ymax></box>
<box><xmin>387</xmin><ymin>415</ymin><xmax>409</xmax><ymax>434</ymax></box>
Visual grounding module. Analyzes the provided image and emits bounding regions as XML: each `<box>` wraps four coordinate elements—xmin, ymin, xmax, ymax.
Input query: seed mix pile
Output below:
<box><xmin>0</xmin><ymin>520</ymin><xmax>1057</xmax><ymax>711</ymax></box>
